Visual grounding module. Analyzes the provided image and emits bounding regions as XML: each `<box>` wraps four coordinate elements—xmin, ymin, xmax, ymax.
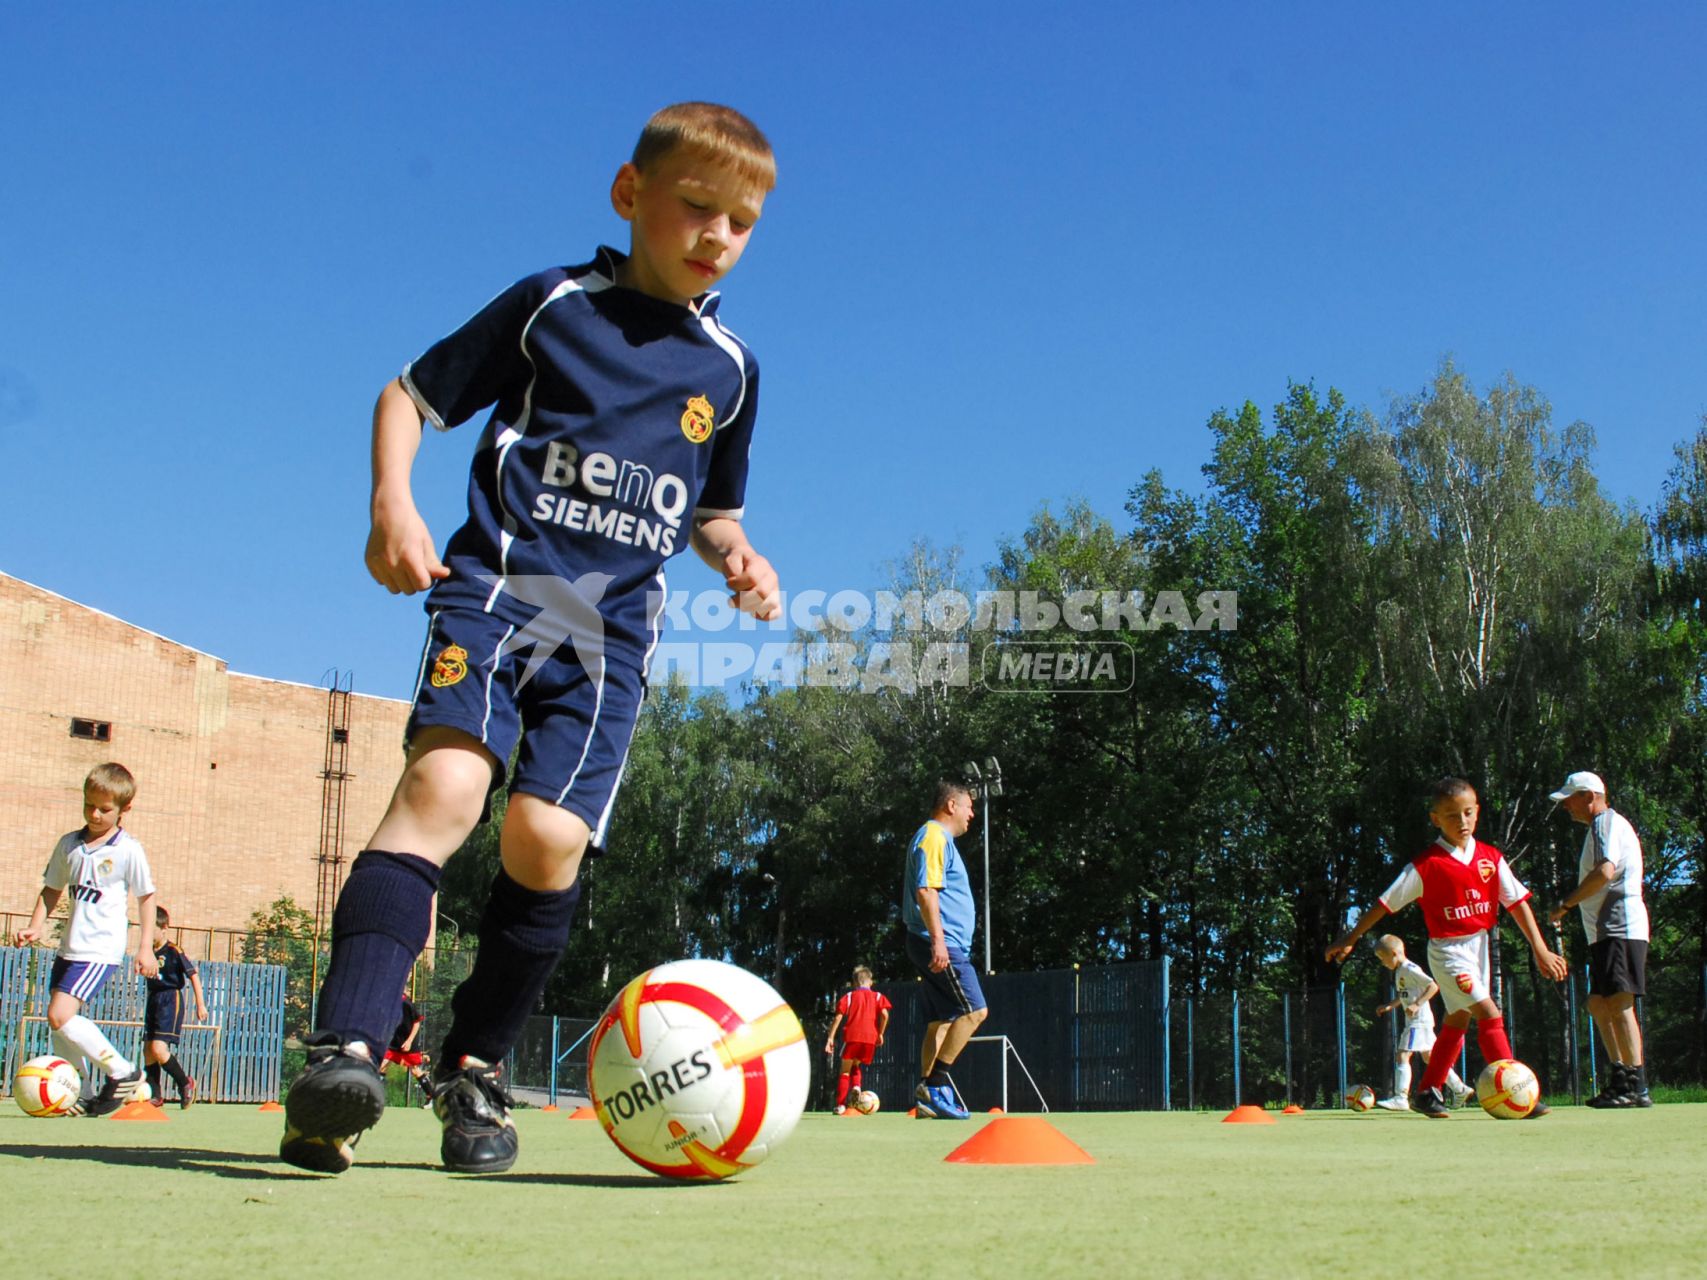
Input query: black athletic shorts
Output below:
<box><xmin>1587</xmin><ymin>938</ymin><xmax>1647</xmax><ymax>998</ymax></box>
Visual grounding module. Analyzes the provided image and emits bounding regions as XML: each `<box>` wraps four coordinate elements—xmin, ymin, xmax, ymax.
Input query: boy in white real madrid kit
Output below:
<box><xmin>1327</xmin><ymin>777</ymin><xmax>1568</xmax><ymax>1118</ymax></box>
<box><xmin>1372</xmin><ymin>934</ymin><xmax>1469</xmax><ymax>1110</ymax></box>
<box><xmin>16</xmin><ymin>763</ymin><xmax>157</xmax><ymax>1114</ymax></box>
<box><xmin>282</xmin><ymin>103</ymin><xmax>782</xmax><ymax>1176</ymax></box>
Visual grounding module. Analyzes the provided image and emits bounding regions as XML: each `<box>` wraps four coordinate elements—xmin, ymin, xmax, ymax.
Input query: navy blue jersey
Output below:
<box><xmin>146</xmin><ymin>942</ymin><xmax>197</xmax><ymax>993</ymax></box>
<box><xmin>401</xmin><ymin>247</ymin><xmax>759</xmax><ymax>665</ymax></box>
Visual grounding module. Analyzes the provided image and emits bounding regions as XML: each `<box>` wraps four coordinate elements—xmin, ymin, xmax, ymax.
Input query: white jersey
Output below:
<box><xmin>1392</xmin><ymin>959</ymin><xmax>1437</xmax><ymax>1031</ymax></box>
<box><xmin>42</xmin><ymin>828</ymin><xmax>155</xmax><ymax>963</ymax></box>
<box><xmin>1577</xmin><ymin>809</ymin><xmax>1648</xmax><ymax>944</ymax></box>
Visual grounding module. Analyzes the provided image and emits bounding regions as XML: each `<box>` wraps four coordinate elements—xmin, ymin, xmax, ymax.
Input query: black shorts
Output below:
<box><xmin>1588</xmin><ymin>938</ymin><xmax>1647</xmax><ymax>998</ymax></box>
<box><xmin>145</xmin><ymin>990</ymin><xmax>186</xmax><ymax>1044</ymax></box>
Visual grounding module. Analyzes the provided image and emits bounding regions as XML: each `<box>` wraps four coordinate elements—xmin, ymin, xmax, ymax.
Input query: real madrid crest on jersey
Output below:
<box><xmin>680</xmin><ymin>395</ymin><xmax>715</xmax><ymax>444</ymax></box>
<box><xmin>431</xmin><ymin>644</ymin><xmax>469</xmax><ymax>688</ymax></box>
<box><xmin>99</xmin><ymin>859</ymin><xmax>114</xmax><ymax>879</ymax></box>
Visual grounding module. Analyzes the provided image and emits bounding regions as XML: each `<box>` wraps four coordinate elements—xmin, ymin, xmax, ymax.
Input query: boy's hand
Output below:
<box><xmin>1535</xmin><ymin>948</ymin><xmax>1568</xmax><ymax>982</ymax></box>
<box><xmin>136</xmin><ymin>951</ymin><xmax>160</xmax><ymax>979</ymax></box>
<box><xmin>366</xmin><ymin>498</ymin><xmax>450</xmax><ymax>594</ymax></box>
<box><xmin>723</xmin><ymin>548</ymin><xmax>781</xmax><ymax>620</ymax></box>
<box><xmin>15</xmin><ymin>924</ymin><xmax>42</xmax><ymax>945</ymax></box>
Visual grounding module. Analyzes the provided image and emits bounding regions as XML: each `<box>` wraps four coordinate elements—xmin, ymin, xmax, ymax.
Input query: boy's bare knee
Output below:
<box><xmin>501</xmin><ymin>793</ymin><xmax>590</xmax><ymax>891</ymax></box>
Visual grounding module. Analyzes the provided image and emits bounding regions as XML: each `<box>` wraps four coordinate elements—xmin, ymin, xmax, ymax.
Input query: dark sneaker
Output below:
<box><xmin>280</xmin><ymin>1035</ymin><xmax>386</xmax><ymax>1174</ymax></box>
<box><xmin>920</xmin><ymin>1081</ymin><xmax>969</xmax><ymax>1120</ymax></box>
<box><xmin>87</xmin><ymin>1070</ymin><xmax>151</xmax><ymax>1117</ymax></box>
<box><xmin>180</xmin><ymin>1076</ymin><xmax>196</xmax><ymax>1110</ymax></box>
<box><xmin>434</xmin><ymin>1056</ymin><xmax>518</xmax><ymax>1174</ymax></box>
<box><xmin>1524</xmin><ymin>1099</ymin><xmax>1551</xmax><ymax>1119</ymax></box>
<box><xmin>1586</xmin><ymin>1065</ymin><xmax>1630</xmax><ymax>1109</ymax></box>
<box><xmin>1415</xmin><ymin>1087</ymin><xmax>1451</xmax><ymax>1119</ymax></box>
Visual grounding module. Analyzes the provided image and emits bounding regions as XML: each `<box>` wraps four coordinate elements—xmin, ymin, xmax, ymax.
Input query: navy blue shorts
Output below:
<box><xmin>407</xmin><ymin>607</ymin><xmax>645</xmax><ymax>849</ymax></box>
<box><xmin>145</xmin><ymin>990</ymin><xmax>186</xmax><ymax>1044</ymax></box>
<box><xmin>49</xmin><ymin>958</ymin><xmax>117</xmax><ymax>1004</ymax></box>
<box><xmin>905</xmin><ymin>932</ymin><xmax>987</xmax><ymax>1022</ymax></box>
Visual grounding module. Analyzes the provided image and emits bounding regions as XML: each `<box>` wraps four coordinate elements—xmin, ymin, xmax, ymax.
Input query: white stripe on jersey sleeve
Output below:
<box><xmin>698</xmin><ymin>314</ymin><xmax>749</xmax><ymax>429</ymax></box>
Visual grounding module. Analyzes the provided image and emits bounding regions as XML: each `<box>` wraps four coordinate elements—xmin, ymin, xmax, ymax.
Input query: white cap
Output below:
<box><xmin>1549</xmin><ymin>770</ymin><xmax>1606</xmax><ymax>802</ymax></box>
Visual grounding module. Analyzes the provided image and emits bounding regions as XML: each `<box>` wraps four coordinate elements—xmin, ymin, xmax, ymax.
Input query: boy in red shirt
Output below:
<box><xmin>824</xmin><ymin>965</ymin><xmax>891</xmax><ymax>1114</ymax></box>
<box><xmin>1326</xmin><ymin>777</ymin><xmax>1568</xmax><ymax>1118</ymax></box>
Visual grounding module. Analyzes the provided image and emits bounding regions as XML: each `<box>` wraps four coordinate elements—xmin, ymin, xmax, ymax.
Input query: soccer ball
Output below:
<box><xmin>589</xmin><ymin>959</ymin><xmax>810</xmax><ymax>1180</ymax></box>
<box><xmin>12</xmin><ymin>1055</ymin><xmax>82</xmax><ymax>1117</ymax></box>
<box><xmin>854</xmin><ymin>1089</ymin><xmax>880</xmax><ymax>1115</ymax></box>
<box><xmin>1476</xmin><ymin>1059</ymin><xmax>1540</xmax><ymax>1119</ymax></box>
<box><xmin>1345</xmin><ymin>1083</ymin><xmax>1376</xmax><ymax>1112</ymax></box>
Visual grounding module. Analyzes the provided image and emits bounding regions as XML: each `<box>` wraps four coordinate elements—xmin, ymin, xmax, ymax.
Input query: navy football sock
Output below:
<box><xmin>163</xmin><ymin>1055</ymin><xmax>190</xmax><ymax>1091</ymax></box>
<box><xmin>440</xmin><ymin>870</ymin><xmax>580</xmax><ymax>1068</ymax></box>
<box><xmin>314</xmin><ymin>850</ymin><xmax>441</xmax><ymax>1054</ymax></box>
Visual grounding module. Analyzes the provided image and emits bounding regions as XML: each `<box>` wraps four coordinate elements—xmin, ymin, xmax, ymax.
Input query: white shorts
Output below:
<box><xmin>1425</xmin><ymin>932</ymin><xmax>1491</xmax><ymax>1016</ymax></box>
<box><xmin>1398</xmin><ymin>1022</ymin><xmax>1437</xmax><ymax>1052</ymax></box>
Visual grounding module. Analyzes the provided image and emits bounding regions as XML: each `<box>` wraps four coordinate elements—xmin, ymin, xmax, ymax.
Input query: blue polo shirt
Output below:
<box><xmin>902</xmin><ymin>820</ymin><xmax>976</xmax><ymax>952</ymax></box>
<box><xmin>400</xmin><ymin>246</ymin><xmax>759</xmax><ymax>665</ymax></box>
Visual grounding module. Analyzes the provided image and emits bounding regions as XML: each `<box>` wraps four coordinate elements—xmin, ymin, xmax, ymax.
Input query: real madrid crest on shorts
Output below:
<box><xmin>680</xmin><ymin>394</ymin><xmax>715</xmax><ymax>444</ymax></box>
<box><xmin>430</xmin><ymin>643</ymin><xmax>469</xmax><ymax>688</ymax></box>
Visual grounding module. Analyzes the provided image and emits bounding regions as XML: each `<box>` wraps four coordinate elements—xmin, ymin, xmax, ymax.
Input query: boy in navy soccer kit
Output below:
<box><xmin>144</xmin><ymin>906</ymin><xmax>208</xmax><ymax>1107</ymax></box>
<box><xmin>16</xmin><ymin>763</ymin><xmax>158</xmax><ymax>1114</ymax></box>
<box><xmin>283</xmin><ymin>102</ymin><xmax>781</xmax><ymax>1175</ymax></box>
<box><xmin>1327</xmin><ymin>778</ymin><xmax>1568</xmax><ymax>1118</ymax></box>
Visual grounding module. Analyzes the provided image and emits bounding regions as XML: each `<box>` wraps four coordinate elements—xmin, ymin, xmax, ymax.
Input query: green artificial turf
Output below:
<box><xmin>3</xmin><ymin>1103</ymin><xmax>1703</xmax><ymax>1278</ymax></box>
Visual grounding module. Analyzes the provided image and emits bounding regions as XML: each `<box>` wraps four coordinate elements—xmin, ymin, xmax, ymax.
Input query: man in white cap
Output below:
<box><xmin>1547</xmin><ymin>771</ymin><xmax>1651</xmax><ymax>1108</ymax></box>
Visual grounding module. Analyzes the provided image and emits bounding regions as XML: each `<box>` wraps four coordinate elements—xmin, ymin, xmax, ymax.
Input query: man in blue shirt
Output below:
<box><xmin>903</xmin><ymin>780</ymin><xmax>988</xmax><ymax>1119</ymax></box>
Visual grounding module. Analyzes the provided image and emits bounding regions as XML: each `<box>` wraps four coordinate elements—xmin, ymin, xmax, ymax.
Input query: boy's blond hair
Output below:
<box><xmin>1375</xmin><ymin>934</ymin><xmax>1406</xmax><ymax>959</ymax></box>
<box><xmin>633</xmin><ymin>102</ymin><xmax>776</xmax><ymax>192</ymax></box>
<box><xmin>85</xmin><ymin>762</ymin><xmax>136</xmax><ymax>808</ymax></box>
<box><xmin>852</xmin><ymin>965</ymin><xmax>873</xmax><ymax>984</ymax></box>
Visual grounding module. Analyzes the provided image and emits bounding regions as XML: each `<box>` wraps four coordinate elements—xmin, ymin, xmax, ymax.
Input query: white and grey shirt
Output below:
<box><xmin>1576</xmin><ymin>808</ymin><xmax>1648</xmax><ymax>944</ymax></box>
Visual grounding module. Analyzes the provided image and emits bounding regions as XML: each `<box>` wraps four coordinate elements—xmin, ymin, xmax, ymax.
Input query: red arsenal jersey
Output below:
<box><xmin>836</xmin><ymin>987</ymin><xmax>892</xmax><ymax>1043</ymax></box>
<box><xmin>1379</xmin><ymin>838</ymin><xmax>1531</xmax><ymax>939</ymax></box>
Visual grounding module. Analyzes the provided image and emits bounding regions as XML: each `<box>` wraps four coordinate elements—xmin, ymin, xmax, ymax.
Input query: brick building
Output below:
<box><xmin>0</xmin><ymin>570</ymin><xmax>410</xmax><ymax>939</ymax></box>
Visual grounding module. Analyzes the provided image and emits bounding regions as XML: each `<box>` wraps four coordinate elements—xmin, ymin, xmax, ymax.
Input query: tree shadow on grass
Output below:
<box><xmin>0</xmin><ymin>1143</ymin><xmax>440</xmax><ymax>1180</ymax></box>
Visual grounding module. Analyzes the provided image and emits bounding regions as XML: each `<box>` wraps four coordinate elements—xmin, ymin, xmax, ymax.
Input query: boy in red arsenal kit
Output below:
<box><xmin>824</xmin><ymin>965</ymin><xmax>891</xmax><ymax>1114</ymax></box>
<box><xmin>1326</xmin><ymin>777</ymin><xmax>1568</xmax><ymax>1117</ymax></box>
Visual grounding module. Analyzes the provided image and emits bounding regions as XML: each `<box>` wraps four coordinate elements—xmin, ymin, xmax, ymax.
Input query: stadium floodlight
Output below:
<box><xmin>962</xmin><ymin>757</ymin><xmax>1003</xmax><ymax>974</ymax></box>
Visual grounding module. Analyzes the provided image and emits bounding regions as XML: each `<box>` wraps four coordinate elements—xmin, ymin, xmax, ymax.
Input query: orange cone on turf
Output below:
<box><xmin>944</xmin><ymin>1117</ymin><xmax>1094</xmax><ymax>1165</ymax></box>
<box><xmin>1222</xmin><ymin>1105</ymin><xmax>1276</xmax><ymax>1124</ymax></box>
<box><xmin>1282</xmin><ymin>1104</ymin><xmax>1304</xmax><ymax>1115</ymax></box>
<box><xmin>569</xmin><ymin>1105</ymin><xmax>596</xmax><ymax>1120</ymax></box>
<box><xmin>987</xmin><ymin>1107</ymin><xmax>1004</xmax><ymax>1115</ymax></box>
<box><xmin>542</xmin><ymin>1104</ymin><xmax>560</xmax><ymax>1113</ymax></box>
<box><xmin>259</xmin><ymin>1101</ymin><xmax>284</xmax><ymax>1112</ymax></box>
<box><xmin>906</xmin><ymin>1107</ymin><xmax>918</xmax><ymax>1117</ymax></box>
<box><xmin>111</xmin><ymin>1100</ymin><xmax>168</xmax><ymax>1121</ymax></box>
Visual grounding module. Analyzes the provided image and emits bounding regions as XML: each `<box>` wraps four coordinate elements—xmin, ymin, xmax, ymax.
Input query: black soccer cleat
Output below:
<box><xmin>280</xmin><ymin>1034</ymin><xmax>386</xmax><ymax>1174</ymax></box>
<box><xmin>434</xmin><ymin>1056</ymin><xmax>518</xmax><ymax>1174</ymax></box>
<box><xmin>1586</xmin><ymin>1064</ymin><xmax>1630</xmax><ymax>1109</ymax></box>
<box><xmin>1415</xmin><ymin>1086</ymin><xmax>1451</xmax><ymax>1119</ymax></box>
<box><xmin>180</xmin><ymin>1075</ymin><xmax>196</xmax><ymax>1110</ymax></box>
<box><xmin>1523</xmin><ymin>1099</ymin><xmax>1551</xmax><ymax>1119</ymax></box>
<box><xmin>86</xmin><ymin>1069</ymin><xmax>152</xmax><ymax>1117</ymax></box>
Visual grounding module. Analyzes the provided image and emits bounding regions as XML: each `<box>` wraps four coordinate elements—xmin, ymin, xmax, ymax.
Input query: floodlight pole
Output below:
<box><xmin>965</xmin><ymin>755</ymin><xmax>1000</xmax><ymax>977</ymax></box>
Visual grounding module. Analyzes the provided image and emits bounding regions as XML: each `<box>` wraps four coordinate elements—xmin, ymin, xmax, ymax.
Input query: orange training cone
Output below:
<box><xmin>906</xmin><ymin>1107</ymin><xmax>918</xmax><ymax>1118</ymax></box>
<box><xmin>1222</xmin><ymin>1105</ymin><xmax>1276</xmax><ymax>1124</ymax></box>
<box><xmin>569</xmin><ymin>1105</ymin><xmax>596</xmax><ymax>1120</ymax></box>
<box><xmin>259</xmin><ymin>1101</ymin><xmax>284</xmax><ymax>1112</ymax></box>
<box><xmin>987</xmin><ymin>1107</ymin><xmax>1004</xmax><ymax>1115</ymax></box>
<box><xmin>944</xmin><ymin>1117</ymin><xmax>1095</xmax><ymax>1165</ymax></box>
<box><xmin>111</xmin><ymin>1100</ymin><xmax>169</xmax><ymax>1122</ymax></box>
<box><xmin>542</xmin><ymin>1104</ymin><xmax>560</xmax><ymax>1113</ymax></box>
<box><xmin>1282</xmin><ymin>1104</ymin><xmax>1304</xmax><ymax>1115</ymax></box>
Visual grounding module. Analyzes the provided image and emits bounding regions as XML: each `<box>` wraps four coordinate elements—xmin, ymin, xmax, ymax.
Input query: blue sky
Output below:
<box><xmin>3</xmin><ymin>3</ymin><xmax>1703</xmax><ymax>701</ymax></box>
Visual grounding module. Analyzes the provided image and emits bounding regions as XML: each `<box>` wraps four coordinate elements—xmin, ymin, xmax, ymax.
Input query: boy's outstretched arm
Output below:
<box><xmin>1325</xmin><ymin>902</ymin><xmax>1390</xmax><ymax>965</ymax></box>
<box><xmin>691</xmin><ymin>516</ymin><xmax>780</xmax><ymax>620</ymax></box>
<box><xmin>134</xmin><ymin>892</ymin><xmax>159</xmax><ymax>978</ymax></box>
<box><xmin>365</xmin><ymin>378</ymin><xmax>450</xmax><ymax>594</ymax></box>
<box><xmin>1508</xmin><ymin>898</ymin><xmax>1569</xmax><ymax>981</ymax></box>
<box><xmin>14</xmin><ymin>886</ymin><xmax>61</xmax><ymax>945</ymax></box>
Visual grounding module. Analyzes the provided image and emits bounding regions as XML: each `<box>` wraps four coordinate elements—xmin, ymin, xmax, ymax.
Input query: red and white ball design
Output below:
<box><xmin>589</xmin><ymin>959</ymin><xmax>810</xmax><ymax>1180</ymax></box>
<box><xmin>1476</xmin><ymin>1059</ymin><xmax>1540</xmax><ymax>1119</ymax></box>
<box><xmin>12</xmin><ymin>1055</ymin><xmax>82</xmax><ymax>1117</ymax></box>
<box><xmin>1345</xmin><ymin>1083</ymin><xmax>1376</xmax><ymax>1112</ymax></box>
<box><xmin>853</xmin><ymin>1088</ymin><xmax>880</xmax><ymax>1114</ymax></box>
